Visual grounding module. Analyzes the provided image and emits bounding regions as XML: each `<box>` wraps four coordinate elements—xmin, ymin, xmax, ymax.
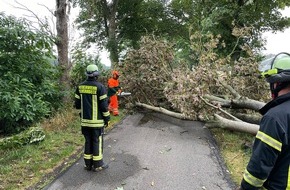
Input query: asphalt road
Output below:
<box><xmin>44</xmin><ymin>112</ymin><xmax>236</xmax><ymax>190</ymax></box>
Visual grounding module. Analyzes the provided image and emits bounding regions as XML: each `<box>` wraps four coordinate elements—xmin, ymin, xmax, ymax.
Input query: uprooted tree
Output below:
<box><xmin>117</xmin><ymin>28</ymin><xmax>271</xmax><ymax>135</ymax></box>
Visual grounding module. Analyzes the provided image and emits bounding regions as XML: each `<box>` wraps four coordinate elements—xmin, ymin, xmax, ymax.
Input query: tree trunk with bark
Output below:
<box><xmin>55</xmin><ymin>0</ymin><xmax>70</xmax><ymax>103</ymax></box>
<box><xmin>101</xmin><ymin>0</ymin><xmax>119</xmax><ymax>67</ymax></box>
<box><xmin>135</xmin><ymin>96</ymin><xmax>263</xmax><ymax>135</ymax></box>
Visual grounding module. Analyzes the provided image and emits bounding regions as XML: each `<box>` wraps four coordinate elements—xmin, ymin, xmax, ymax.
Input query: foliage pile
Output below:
<box><xmin>119</xmin><ymin>30</ymin><xmax>269</xmax><ymax>122</ymax></box>
<box><xmin>165</xmin><ymin>29</ymin><xmax>269</xmax><ymax>120</ymax></box>
<box><xmin>119</xmin><ymin>36</ymin><xmax>179</xmax><ymax>109</ymax></box>
<box><xmin>0</xmin><ymin>13</ymin><xmax>62</xmax><ymax>134</ymax></box>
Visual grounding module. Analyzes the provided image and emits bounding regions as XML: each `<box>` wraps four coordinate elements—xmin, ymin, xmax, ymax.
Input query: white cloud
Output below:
<box><xmin>262</xmin><ymin>7</ymin><xmax>290</xmax><ymax>55</ymax></box>
<box><xmin>0</xmin><ymin>0</ymin><xmax>54</xmax><ymax>18</ymax></box>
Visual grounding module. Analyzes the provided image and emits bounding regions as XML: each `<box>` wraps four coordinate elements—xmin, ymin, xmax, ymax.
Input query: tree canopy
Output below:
<box><xmin>73</xmin><ymin>0</ymin><xmax>290</xmax><ymax>65</ymax></box>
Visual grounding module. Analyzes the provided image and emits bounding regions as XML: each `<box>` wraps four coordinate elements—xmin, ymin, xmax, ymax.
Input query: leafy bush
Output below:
<box><xmin>70</xmin><ymin>47</ymin><xmax>109</xmax><ymax>88</ymax></box>
<box><xmin>0</xmin><ymin>13</ymin><xmax>62</xmax><ymax>134</ymax></box>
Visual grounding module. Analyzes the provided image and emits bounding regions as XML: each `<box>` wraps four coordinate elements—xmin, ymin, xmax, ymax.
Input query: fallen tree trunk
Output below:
<box><xmin>205</xmin><ymin>114</ymin><xmax>259</xmax><ymax>135</ymax></box>
<box><xmin>135</xmin><ymin>102</ymin><xmax>191</xmax><ymax>120</ymax></box>
<box><xmin>135</xmin><ymin>102</ymin><xmax>259</xmax><ymax>135</ymax></box>
<box><xmin>232</xmin><ymin>113</ymin><xmax>261</xmax><ymax>125</ymax></box>
<box><xmin>204</xmin><ymin>94</ymin><xmax>265</xmax><ymax>111</ymax></box>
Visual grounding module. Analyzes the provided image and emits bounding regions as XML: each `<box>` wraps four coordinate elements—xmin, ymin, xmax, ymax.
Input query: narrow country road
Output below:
<box><xmin>44</xmin><ymin>112</ymin><xmax>235</xmax><ymax>190</ymax></box>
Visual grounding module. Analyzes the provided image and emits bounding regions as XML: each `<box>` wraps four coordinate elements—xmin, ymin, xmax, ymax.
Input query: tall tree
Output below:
<box><xmin>72</xmin><ymin>0</ymin><xmax>185</xmax><ymax>67</ymax></box>
<box><xmin>55</xmin><ymin>0</ymin><xmax>71</xmax><ymax>102</ymax></box>
<box><xmin>13</xmin><ymin>0</ymin><xmax>72</xmax><ymax>102</ymax></box>
<box><xmin>72</xmin><ymin>0</ymin><xmax>120</xmax><ymax>65</ymax></box>
<box><xmin>102</xmin><ymin>0</ymin><xmax>119</xmax><ymax>64</ymax></box>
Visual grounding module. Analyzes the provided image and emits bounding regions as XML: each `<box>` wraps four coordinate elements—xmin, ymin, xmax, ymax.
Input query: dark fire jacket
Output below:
<box><xmin>74</xmin><ymin>78</ymin><xmax>110</xmax><ymax>127</ymax></box>
<box><xmin>241</xmin><ymin>92</ymin><xmax>290</xmax><ymax>190</ymax></box>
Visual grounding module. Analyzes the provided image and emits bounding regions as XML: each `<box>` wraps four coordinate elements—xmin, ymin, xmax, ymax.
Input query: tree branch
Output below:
<box><xmin>13</xmin><ymin>0</ymin><xmax>56</xmax><ymax>40</ymax></box>
<box><xmin>200</xmin><ymin>96</ymin><xmax>241</xmax><ymax>121</ymax></box>
<box><xmin>135</xmin><ymin>102</ymin><xmax>191</xmax><ymax>120</ymax></box>
<box><xmin>204</xmin><ymin>94</ymin><xmax>265</xmax><ymax>111</ymax></box>
<box><xmin>220</xmin><ymin>81</ymin><xmax>241</xmax><ymax>99</ymax></box>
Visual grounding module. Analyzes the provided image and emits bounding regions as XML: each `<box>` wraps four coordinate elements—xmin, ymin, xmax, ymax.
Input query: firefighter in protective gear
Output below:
<box><xmin>74</xmin><ymin>64</ymin><xmax>110</xmax><ymax>172</ymax></box>
<box><xmin>107</xmin><ymin>70</ymin><xmax>121</xmax><ymax>116</ymax></box>
<box><xmin>238</xmin><ymin>52</ymin><xmax>290</xmax><ymax>189</ymax></box>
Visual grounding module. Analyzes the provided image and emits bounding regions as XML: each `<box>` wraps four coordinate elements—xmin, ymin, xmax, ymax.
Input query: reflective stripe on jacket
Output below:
<box><xmin>241</xmin><ymin>92</ymin><xmax>290</xmax><ymax>190</ymax></box>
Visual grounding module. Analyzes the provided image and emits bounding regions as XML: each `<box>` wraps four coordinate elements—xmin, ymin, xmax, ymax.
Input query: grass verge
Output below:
<box><xmin>0</xmin><ymin>107</ymin><xmax>253</xmax><ymax>189</ymax></box>
<box><xmin>0</xmin><ymin>107</ymin><xmax>125</xmax><ymax>190</ymax></box>
<box><xmin>210</xmin><ymin>128</ymin><xmax>255</xmax><ymax>185</ymax></box>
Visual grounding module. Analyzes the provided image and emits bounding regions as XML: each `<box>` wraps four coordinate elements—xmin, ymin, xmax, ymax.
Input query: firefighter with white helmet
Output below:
<box><xmin>74</xmin><ymin>64</ymin><xmax>110</xmax><ymax>172</ymax></box>
<box><xmin>238</xmin><ymin>52</ymin><xmax>290</xmax><ymax>189</ymax></box>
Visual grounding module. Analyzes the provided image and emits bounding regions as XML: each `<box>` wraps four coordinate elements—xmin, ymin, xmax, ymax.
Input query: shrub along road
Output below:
<box><xmin>44</xmin><ymin>112</ymin><xmax>235</xmax><ymax>190</ymax></box>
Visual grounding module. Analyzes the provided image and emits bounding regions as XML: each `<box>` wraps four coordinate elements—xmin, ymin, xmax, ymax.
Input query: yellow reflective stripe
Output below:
<box><xmin>93</xmin><ymin>155</ymin><xmax>102</xmax><ymax>161</ymax></box>
<box><xmin>256</xmin><ymin>131</ymin><xmax>282</xmax><ymax>152</ymax></box>
<box><xmin>79</xmin><ymin>85</ymin><xmax>97</xmax><ymax>94</ymax></box>
<box><xmin>81</xmin><ymin>123</ymin><xmax>104</xmax><ymax>127</ymax></box>
<box><xmin>81</xmin><ymin>94</ymin><xmax>84</xmax><ymax>117</ymax></box>
<box><xmin>81</xmin><ymin>119</ymin><xmax>104</xmax><ymax>124</ymax></box>
<box><xmin>81</xmin><ymin>120</ymin><xmax>104</xmax><ymax>127</ymax></box>
<box><xmin>103</xmin><ymin>111</ymin><xmax>110</xmax><ymax>117</ymax></box>
<box><xmin>93</xmin><ymin>136</ymin><xmax>103</xmax><ymax>161</ymax></box>
<box><xmin>92</xmin><ymin>95</ymin><xmax>98</xmax><ymax>121</ymax></box>
<box><xmin>243</xmin><ymin>169</ymin><xmax>266</xmax><ymax>187</ymax></box>
<box><xmin>287</xmin><ymin>166</ymin><xmax>290</xmax><ymax>190</ymax></box>
<box><xmin>75</xmin><ymin>94</ymin><xmax>80</xmax><ymax>99</ymax></box>
<box><xmin>84</xmin><ymin>154</ymin><xmax>93</xmax><ymax>159</ymax></box>
<box><xmin>99</xmin><ymin>94</ymin><xmax>107</xmax><ymax>100</ymax></box>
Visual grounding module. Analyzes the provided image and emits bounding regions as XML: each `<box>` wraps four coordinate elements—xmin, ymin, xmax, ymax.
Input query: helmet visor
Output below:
<box><xmin>259</xmin><ymin>57</ymin><xmax>274</xmax><ymax>72</ymax></box>
<box><xmin>259</xmin><ymin>52</ymin><xmax>290</xmax><ymax>78</ymax></box>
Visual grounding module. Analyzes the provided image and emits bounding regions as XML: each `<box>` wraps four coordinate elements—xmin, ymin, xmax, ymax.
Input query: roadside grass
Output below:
<box><xmin>210</xmin><ymin>128</ymin><xmax>254</xmax><ymax>185</ymax></box>
<box><xmin>0</xmin><ymin>106</ymin><xmax>253</xmax><ymax>189</ymax></box>
<box><xmin>0</xmin><ymin>107</ymin><xmax>125</xmax><ymax>190</ymax></box>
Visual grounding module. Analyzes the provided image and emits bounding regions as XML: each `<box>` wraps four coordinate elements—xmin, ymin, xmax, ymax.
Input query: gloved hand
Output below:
<box><xmin>117</xmin><ymin>88</ymin><xmax>122</xmax><ymax>95</ymax></box>
<box><xmin>104</xmin><ymin>119</ymin><xmax>110</xmax><ymax>128</ymax></box>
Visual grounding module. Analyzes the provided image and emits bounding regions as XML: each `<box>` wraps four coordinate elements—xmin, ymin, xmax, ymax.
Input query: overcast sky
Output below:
<box><xmin>0</xmin><ymin>0</ymin><xmax>111</xmax><ymax>66</ymax></box>
<box><xmin>0</xmin><ymin>0</ymin><xmax>289</xmax><ymax>59</ymax></box>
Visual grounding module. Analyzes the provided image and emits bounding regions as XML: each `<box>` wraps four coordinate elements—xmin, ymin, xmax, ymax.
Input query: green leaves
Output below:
<box><xmin>0</xmin><ymin>127</ymin><xmax>45</xmax><ymax>149</ymax></box>
<box><xmin>0</xmin><ymin>13</ymin><xmax>61</xmax><ymax>134</ymax></box>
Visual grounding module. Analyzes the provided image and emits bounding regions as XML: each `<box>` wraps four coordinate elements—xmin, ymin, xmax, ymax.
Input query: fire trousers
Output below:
<box><xmin>108</xmin><ymin>94</ymin><xmax>119</xmax><ymax>116</ymax></box>
<box><xmin>82</xmin><ymin>127</ymin><xmax>104</xmax><ymax>168</ymax></box>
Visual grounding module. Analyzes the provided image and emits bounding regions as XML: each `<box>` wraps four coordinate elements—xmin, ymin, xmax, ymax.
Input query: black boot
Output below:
<box><xmin>84</xmin><ymin>159</ymin><xmax>92</xmax><ymax>171</ymax></box>
<box><xmin>92</xmin><ymin>160</ymin><xmax>109</xmax><ymax>172</ymax></box>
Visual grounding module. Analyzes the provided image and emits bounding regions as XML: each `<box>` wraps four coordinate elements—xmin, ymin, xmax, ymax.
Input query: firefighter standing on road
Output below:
<box><xmin>74</xmin><ymin>64</ymin><xmax>110</xmax><ymax>172</ymax></box>
<box><xmin>238</xmin><ymin>52</ymin><xmax>290</xmax><ymax>189</ymax></box>
<box><xmin>108</xmin><ymin>70</ymin><xmax>121</xmax><ymax>116</ymax></box>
